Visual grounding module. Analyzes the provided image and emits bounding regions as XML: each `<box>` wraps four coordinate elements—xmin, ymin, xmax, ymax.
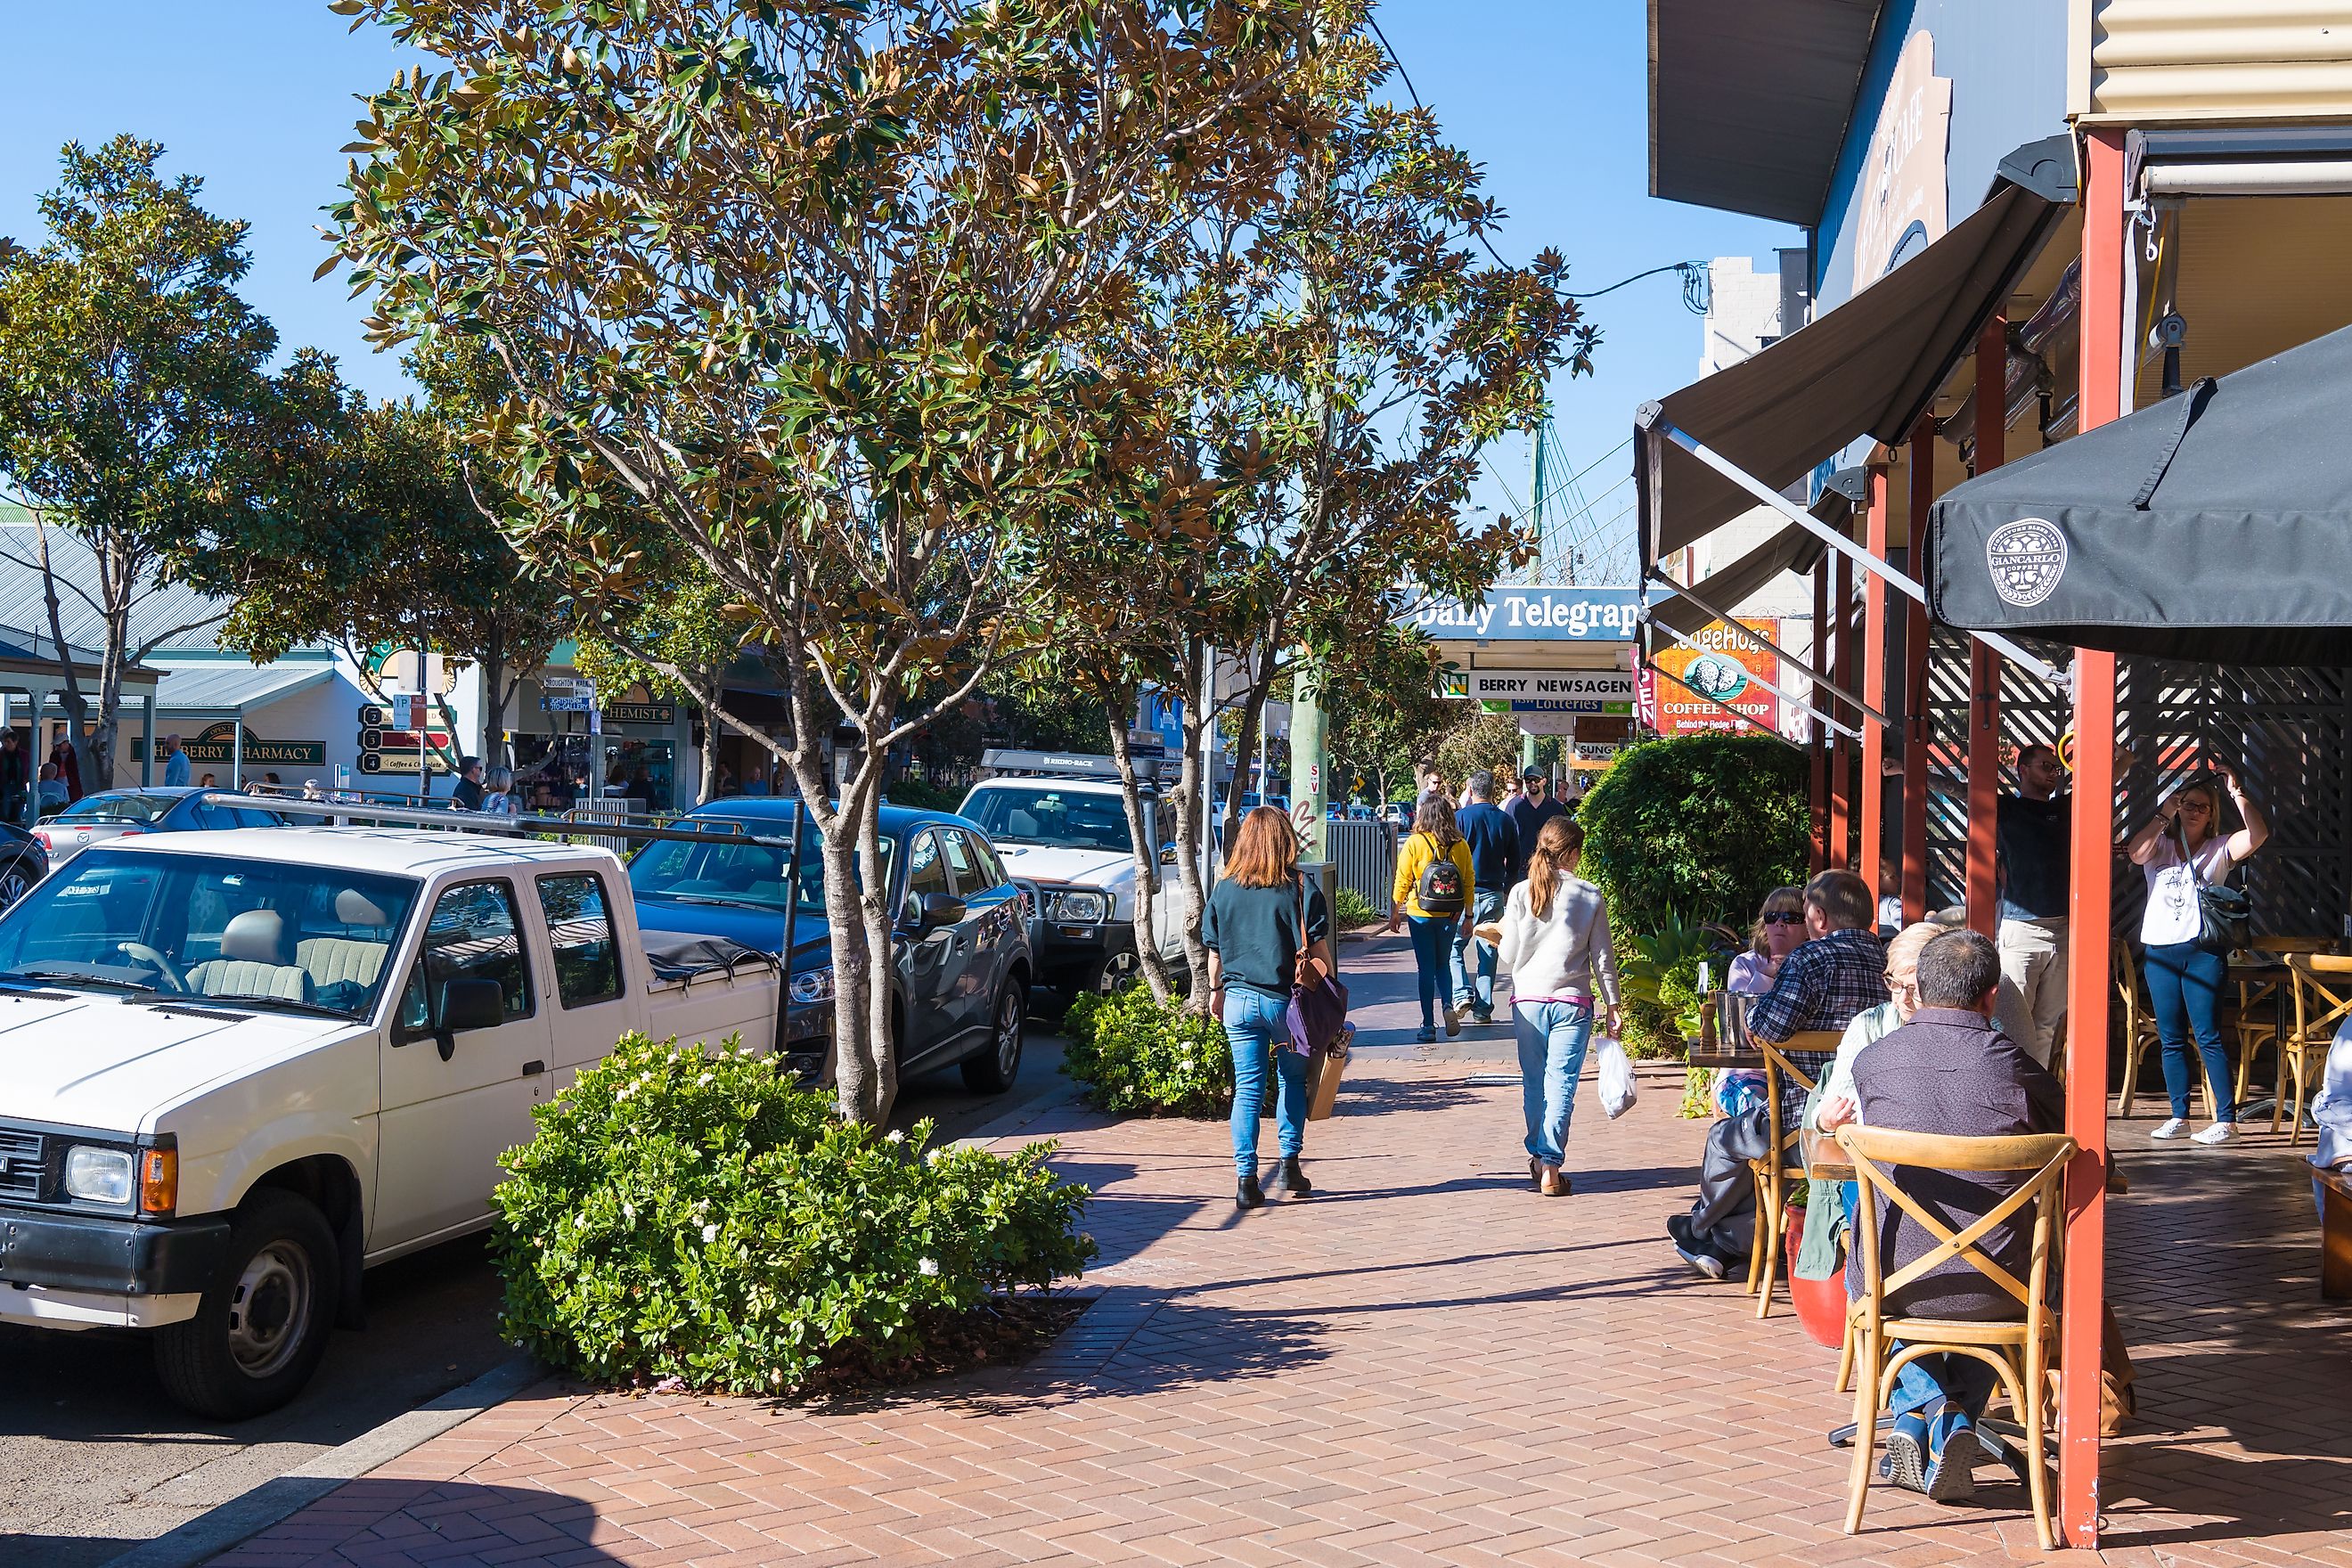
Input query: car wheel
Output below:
<box><xmin>153</xmin><ymin>1189</ymin><xmax>340</xmax><ymax>1421</ymax></box>
<box><xmin>1094</xmin><ymin>950</ymin><xmax>1139</xmax><ymax>994</ymax></box>
<box><xmin>960</xmin><ymin>981</ymin><xmax>1026</xmax><ymax>1094</ymax></box>
<box><xmin>0</xmin><ymin>861</ymin><xmax>31</xmax><ymax>913</ymax></box>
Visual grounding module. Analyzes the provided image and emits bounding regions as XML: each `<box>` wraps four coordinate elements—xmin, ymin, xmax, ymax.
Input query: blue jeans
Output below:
<box><xmin>1889</xmin><ymin>1347</ymin><xmax>1997</xmax><ymax>1422</ymax></box>
<box><xmin>2144</xmin><ymin>940</ymin><xmax>2235</xmax><ymax>1122</ymax></box>
<box><xmin>1515</xmin><ymin>1000</ymin><xmax>1594</xmax><ymax>1165</ymax></box>
<box><xmin>1450</xmin><ymin>889</ymin><xmax>1507</xmax><ymax>1015</ymax></box>
<box><xmin>1224</xmin><ymin>985</ymin><xmax>1306</xmax><ymax>1174</ymax></box>
<box><xmin>1407</xmin><ymin>914</ymin><xmax>1456</xmax><ymax>1028</ymax></box>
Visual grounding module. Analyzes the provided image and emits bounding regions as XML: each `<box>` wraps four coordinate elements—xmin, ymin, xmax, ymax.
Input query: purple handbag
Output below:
<box><xmin>1286</xmin><ymin>875</ymin><xmax>1349</xmax><ymax>1055</ymax></box>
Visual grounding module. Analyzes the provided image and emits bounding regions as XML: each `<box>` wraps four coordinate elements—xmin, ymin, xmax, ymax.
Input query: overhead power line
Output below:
<box><xmin>1364</xmin><ymin>15</ymin><xmax>1711</xmax><ymax>316</ymax></box>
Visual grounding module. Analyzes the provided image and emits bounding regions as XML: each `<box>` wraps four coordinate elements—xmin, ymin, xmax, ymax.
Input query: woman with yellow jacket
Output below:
<box><xmin>1389</xmin><ymin>796</ymin><xmax>1475</xmax><ymax>1042</ymax></box>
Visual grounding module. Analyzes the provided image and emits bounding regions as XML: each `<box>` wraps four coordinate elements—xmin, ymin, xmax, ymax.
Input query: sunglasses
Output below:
<box><xmin>1762</xmin><ymin>911</ymin><xmax>1805</xmax><ymax>926</ymax></box>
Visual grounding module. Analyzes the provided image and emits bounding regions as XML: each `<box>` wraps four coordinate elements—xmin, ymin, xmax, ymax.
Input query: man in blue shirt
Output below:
<box><xmin>1450</xmin><ymin>770</ymin><xmax>1520</xmax><ymax>1024</ymax></box>
<box><xmin>161</xmin><ymin>735</ymin><xmax>191</xmax><ymax>788</ymax></box>
<box><xmin>1503</xmin><ymin>766</ymin><xmax>1565</xmax><ymax>882</ymax></box>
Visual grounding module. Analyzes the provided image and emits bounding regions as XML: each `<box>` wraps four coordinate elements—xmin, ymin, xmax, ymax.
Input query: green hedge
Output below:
<box><xmin>1062</xmin><ymin>983</ymin><xmax>1233</xmax><ymax>1116</ymax></box>
<box><xmin>491</xmin><ymin>1033</ymin><xmax>1094</xmax><ymax>1395</ymax></box>
<box><xmin>1580</xmin><ymin>732</ymin><xmax>1807</xmax><ymax>932</ymax></box>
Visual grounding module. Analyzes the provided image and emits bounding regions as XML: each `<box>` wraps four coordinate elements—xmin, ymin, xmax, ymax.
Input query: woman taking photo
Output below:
<box><xmin>1389</xmin><ymin>796</ymin><xmax>1475</xmax><ymax>1043</ymax></box>
<box><xmin>1491</xmin><ymin>817</ymin><xmax>1621</xmax><ymax>1196</ymax></box>
<box><xmin>1203</xmin><ymin>806</ymin><xmax>1333</xmax><ymax>1210</ymax></box>
<box><xmin>2127</xmin><ymin>766</ymin><xmax>2268</xmax><ymax>1145</ymax></box>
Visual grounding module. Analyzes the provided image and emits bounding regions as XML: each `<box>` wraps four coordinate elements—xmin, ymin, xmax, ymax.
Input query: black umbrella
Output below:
<box><xmin>1925</xmin><ymin>321</ymin><xmax>2352</xmax><ymax>664</ymax></box>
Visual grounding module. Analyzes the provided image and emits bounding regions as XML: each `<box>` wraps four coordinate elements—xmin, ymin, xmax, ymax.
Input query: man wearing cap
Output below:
<box><xmin>1504</xmin><ymin>767</ymin><xmax>1567</xmax><ymax>884</ymax></box>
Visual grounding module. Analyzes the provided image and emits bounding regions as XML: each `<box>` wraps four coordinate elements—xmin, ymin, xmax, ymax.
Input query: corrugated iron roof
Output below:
<box><xmin>153</xmin><ymin>663</ymin><xmax>342</xmax><ymax>715</ymax></box>
<box><xmin>0</xmin><ymin>507</ymin><xmax>251</xmax><ymax>655</ymax></box>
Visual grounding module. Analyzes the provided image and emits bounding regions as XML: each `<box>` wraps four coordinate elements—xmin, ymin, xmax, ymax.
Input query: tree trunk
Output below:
<box><xmin>698</xmin><ymin>689</ymin><xmax>721</xmax><ymax>807</ymax></box>
<box><xmin>1171</xmin><ymin>637</ymin><xmax>1213</xmax><ymax>1014</ymax></box>
<box><xmin>1103</xmin><ymin>697</ymin><xmax>1172</xmax><ymax>1001</ymax></box>
<box><xmin>34</xmin><ymin>516</ymin><xmax>95</xmax><ymax>796</ymax></box>
<box><xmin>481</xmin><ymin>626</ymin><xmax>510</xmax><ymax>770</ymax></box>
<box><xmin>1221</xmin><ymin>652</ymin><xmax>1272</xmax><ymax>848</ymax></box>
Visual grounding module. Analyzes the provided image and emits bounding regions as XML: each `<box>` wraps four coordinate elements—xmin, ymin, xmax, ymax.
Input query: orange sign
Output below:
<box><xmin>1652</xmin><ymin>618</ymin><xmax>1780</xmax><ymax>737</ymax></box>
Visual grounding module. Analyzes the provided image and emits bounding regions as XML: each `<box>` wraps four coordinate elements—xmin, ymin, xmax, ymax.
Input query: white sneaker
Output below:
<box><xmin>2192</xmin><ymin>1122</ymin><xmax>2238</xmax><ymax>1146</ymax></box>
<box><xmin>1442</xmin><ymin>1004</ymin><xmax>1463</xmax><ymax>1039</ymax></box>
<box><xmin>2150</xmin><ymin>1118</ymin><xmax>2190</xmax><ymax>1140</ymax></box>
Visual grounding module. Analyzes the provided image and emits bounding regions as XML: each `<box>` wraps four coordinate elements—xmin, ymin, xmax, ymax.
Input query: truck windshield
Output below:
<box><xmin>628</xmin><ymin>818</ymin><xmax>888</xmax><ymax>912</ymax></box>
<box><xmin>0</xmin><ymin>848</ymin><xmax>421</xmax><ymax>1019</ymax></box>
<box><xmin>960</xmin><ymin>785</ymin><xmax>1134</xmax><ymax>853</ymax></box>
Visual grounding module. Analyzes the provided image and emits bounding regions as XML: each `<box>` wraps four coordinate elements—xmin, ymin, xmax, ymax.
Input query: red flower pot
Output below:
<box><xmin>1784</xmin><ymin>1206</ymin><xmax>1849</xmax><ymax>1350</ymax></box>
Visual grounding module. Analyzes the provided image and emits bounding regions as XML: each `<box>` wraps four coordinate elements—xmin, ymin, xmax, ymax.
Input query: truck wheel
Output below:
<box><xmin>1093</xmin><ymin>951</ymin><xmax>1138</xmax><ymax>993</ymax></box>
<box><xmin>961</xmin><ymin>982</ymin><xmax>1026</xmax><ymax>1093</ymax></box>
<box><xmin>153</xmin><ymin>1189</ymin><xmax>340</xmax><ymax>1420</ymax></box>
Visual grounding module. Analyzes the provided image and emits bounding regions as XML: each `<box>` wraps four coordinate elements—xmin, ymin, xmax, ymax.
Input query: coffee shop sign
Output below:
<box><xmin>1401</xmin><ymin>586</ymin><xmax>1646</xmax><ymax>642</ymax></box>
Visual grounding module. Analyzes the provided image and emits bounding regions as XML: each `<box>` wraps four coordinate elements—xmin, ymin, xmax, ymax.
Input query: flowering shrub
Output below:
<box><xmin>1061</xmin><ymin>982</ymin><xmax>1233</xmax><ymax>1117</ymax></box>
<box><xmin>491</xmin><ymin>1032</ymin><xmax>1095</xmax><ymax>1395</ymax></box>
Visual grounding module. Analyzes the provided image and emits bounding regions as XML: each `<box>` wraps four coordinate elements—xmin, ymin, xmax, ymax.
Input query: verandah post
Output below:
<box><xmin>2057</xmin><ymin>125</ymin><xmax>2127</xmax><ymax>1553</ymax></box>
<box><xmin>1829</xmin><ymin>547</ymin><xmax>1855</xmax><ymax>870</ymax></box>
<box><xmin>1810</xmin><ymin>556</ymin><xmax>1830</xmax><ymax>872</ymax></box>
<box><xmin>1902</xmin><ymin>423</ymin><xmax>1934</xmax><ymax>923</ymax></box>
<box><xmin>1860</xmin><ymin>462</ymin><xmax>1890</xmax><ymax>905</ymax></box>
<box><xmin>1964</xmin><ymin>312</ymin><xmax>2008</xmax><ymax>936</ymax></box>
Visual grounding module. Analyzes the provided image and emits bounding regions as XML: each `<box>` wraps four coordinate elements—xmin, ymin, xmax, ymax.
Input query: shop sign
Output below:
<box><xmin>1468</xmin><ymin>669</ymin><xmax>1636</xmax><ymax>711</ymax></box>
<box><xmin>174</xmin><ymin>720</ymin><xmax>326</xmax><ymax>769</ymax></box>
<box><xmin>540</xmin><ymin>694</ymin><xmax>596</xmax><ymax>714</ymax></box>
<box><xmin>1574</xmin><ymin>741</ymin><xmax>1624</xmax><ymax>763</ymax></box>
<box><xmin>1851</xmin><ymin>29</ymin><xmax>1951</xmax><ymax>290</ymax></box>
<box><xmin>1400</xmin><ymin>585</ymin><xmax>1647</xmax><ymax>643</ymax></box>
<box><xmin>603</xmin><ymin>701</ymin><xmax>677</xmax><ymax>726</ymax></box>
<box><xmin>1651</xmin><ymin>617</ymin><xmax>1780</xmax><ymax>737</ymax></box>
<box><xmin>1515</xmin><ymin>710</ymin><xmax>1579</xmax><ymax>736</ymax></box>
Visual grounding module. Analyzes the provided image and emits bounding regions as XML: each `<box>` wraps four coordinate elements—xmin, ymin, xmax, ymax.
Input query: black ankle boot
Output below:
<box><xmin>1272</xmin><ymin>1156</ymin><xmax>1313</xmax><ymax>1196</ymax></box>
<box><xmin>1237</xmin><ymin>1171</ymin><xmax>1265</xmax><ymax>1209</ymax></box>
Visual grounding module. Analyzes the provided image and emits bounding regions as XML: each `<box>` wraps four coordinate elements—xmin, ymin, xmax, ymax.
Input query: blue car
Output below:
<box><xmin>628</xmin><ymin>801</ymin><xmax>1034</xmax><ymax>1094</ymax></box>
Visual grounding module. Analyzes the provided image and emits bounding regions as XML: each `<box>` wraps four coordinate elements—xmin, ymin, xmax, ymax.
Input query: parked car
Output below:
<box><xmin>958</xmin><ymin>753</ymin><xmax>1188</xmax><ymax>1000</ymax></box>
<box><xmin>630</xmin><ymin>800</ymin><xmax>1033</xmax><ymax>1094</ymax></box>
<box><xmin>0</xmin><ymin>829</ymin><xmax>781</xmax><ymax>1417</ymax></box>
<box><xmin>0</xmin><ymin>821</ymin><xmax>48</xmax><ymax>911</ymax></box>
<box><xmin>33</xmin><ymin>787</ymin><xmax>288</xmax><ymax>869</ymax></box>
<box><xmin>1377</xmin><ymin>803</ymin><xmax>1411</xmax><ymax>829</ymax></box>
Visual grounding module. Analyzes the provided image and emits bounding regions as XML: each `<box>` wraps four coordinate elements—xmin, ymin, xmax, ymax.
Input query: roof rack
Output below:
<box><xmin>978</xmin><ymin>747</ymin><xmax>1164</xmax><ymax>784</ymax></box>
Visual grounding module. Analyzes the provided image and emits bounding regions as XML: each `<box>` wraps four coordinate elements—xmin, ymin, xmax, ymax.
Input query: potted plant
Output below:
<box><xmin>1782</xmin><ymin>1186</ymin><xmax>1849</xmax><ymax>1350</ymax></box>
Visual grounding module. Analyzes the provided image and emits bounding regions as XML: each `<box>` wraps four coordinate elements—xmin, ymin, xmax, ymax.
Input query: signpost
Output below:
<box><xmin>1461</xmin><ymin>669</ymin><xmax>1637</xmax><ymax>708</ymax></box>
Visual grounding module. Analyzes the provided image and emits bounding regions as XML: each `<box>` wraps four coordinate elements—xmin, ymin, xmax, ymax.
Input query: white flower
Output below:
<box><xmin>575</xmin><ymin>1213</ymin><xmax>589</xmax><ymax>1229</ymax></box>
<box><xmin>925</xmin><ymin>1148</ymin><xmax>944</xmax><ymax>1166</ymax></box>
<box><xmin>701</xmin><ymin>1222</ymin><xmax>721</xmax><ymax>1245</ymax></box>
<box><xmin>886</xmin><ymin>1129</ymin><xmax>905</xmax><ymax>1145</ymax></box>
<box><xmin>622</xmin><ymin>1202</ymin><xmax>635</xmax><ymax>1221</ymax></box>
<box><xmin>918</xmin><ymin>1257</ymin><xmax>939</xmax><ymax>1277</ymax></box>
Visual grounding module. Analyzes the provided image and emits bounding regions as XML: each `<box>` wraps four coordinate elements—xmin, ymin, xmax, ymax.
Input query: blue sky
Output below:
<box><xmin>0</xmin><ymin>3</ymin><xmax>1795</xmax><ymax>581</ymax></box>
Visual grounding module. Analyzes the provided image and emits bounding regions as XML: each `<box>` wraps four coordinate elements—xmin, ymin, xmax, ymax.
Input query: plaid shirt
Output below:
<box><xmin>1746</xmin><ymin>927</ymin><xmax>1889</xmax><ymax>1133</ymax></box>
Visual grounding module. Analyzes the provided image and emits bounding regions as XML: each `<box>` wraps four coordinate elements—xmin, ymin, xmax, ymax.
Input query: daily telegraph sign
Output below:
<box><xmin>1400</xmin><ymin>585</ymin><xmax>1646</xmax><ymax>642</ymax></box>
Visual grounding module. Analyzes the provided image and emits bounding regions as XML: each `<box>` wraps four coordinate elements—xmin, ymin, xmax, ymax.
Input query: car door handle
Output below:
<box><xmin>522</xmin><ymin>1059</ymin><xmax>544</xmax><ymax>1077</ymax></box>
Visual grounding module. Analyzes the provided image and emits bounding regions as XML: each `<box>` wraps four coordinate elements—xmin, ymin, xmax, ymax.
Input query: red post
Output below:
<box><xmin>2058</xmin><ymin>127</ymin><xmax>2126</xmax><ymax>1553</ymax></box>
<box><xmin>1810</xmin><ymin>557</ymin><xmax>1830</xmax><ymax>873</ymax></box>
<box><xmin>1829</xmin><ymin>548</ymin><xmax>1855</xmax><ymax>870</ymax></box>
<box><xmin>1964</xmin><ymin>310</ymin><xmax>2008</xmax><ymax>935</ymax></box>
<box><xmin>1860</xmin><ymin>464</ymin><xmax>1890</xmax><ymax>903</ymax></box>
<box><xmin>1902</xmin><ymin>424</ymin><xmax>1934</xmax><ymax>923</ymax></box>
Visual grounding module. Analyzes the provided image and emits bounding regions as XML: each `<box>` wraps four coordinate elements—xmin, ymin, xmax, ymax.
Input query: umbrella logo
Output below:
<box><xmin>1985</xmin><ymin>518</ymin><xmax>2068</xmax><ymax>608</ymax></box>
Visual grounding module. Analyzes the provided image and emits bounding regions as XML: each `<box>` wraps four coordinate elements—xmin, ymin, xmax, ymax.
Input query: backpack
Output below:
<box><xmin>1412</xmin><ymin>833</ymin><xmax>1467</xmax><ymax>916</ymax></box>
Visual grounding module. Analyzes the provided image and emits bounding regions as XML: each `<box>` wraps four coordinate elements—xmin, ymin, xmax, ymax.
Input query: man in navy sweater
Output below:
<box><xmin>1450</xmin><ymin>771</ymin><xmax>1521</xmax><ymax>1025</ymax></box>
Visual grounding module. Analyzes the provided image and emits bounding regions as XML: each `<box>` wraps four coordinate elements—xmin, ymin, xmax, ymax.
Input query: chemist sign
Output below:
<box><xmin>1650</xmin><ymin>617</ymin><xmax>1780</xmax><ymax>737</ymax></box>
<box><xmin>1463</xmin><ymin>669</ymin><xmax>1636</xmax><ymax>712</ymax></box>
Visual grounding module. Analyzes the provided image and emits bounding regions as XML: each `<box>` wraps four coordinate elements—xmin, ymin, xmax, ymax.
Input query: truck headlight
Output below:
<box><xmin>1050</xmin><ymin>890</ymin><xmax>1110</xmax><ymax>923</ymax></box>
<box><xmin>788</xmin><ymin>966</ymin><xmax>836</xmax><ymax>1004</ymax></box>
<box><xmin>64</xmin><ymin>1145</ymin><xmax>135</xmax><ymax>1205</ymax></box>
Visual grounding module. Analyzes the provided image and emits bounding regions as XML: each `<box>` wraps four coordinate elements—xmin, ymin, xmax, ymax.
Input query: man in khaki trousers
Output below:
<box><xmin>1994</xmin><ymin>742</ymin><xmax>2071</xmax><ymax>1066</ymax></box>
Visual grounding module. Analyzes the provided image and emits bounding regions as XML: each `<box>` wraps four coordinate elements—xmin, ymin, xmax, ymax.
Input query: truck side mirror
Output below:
<box><xmin>433</xmin><ymin>977</ymin><xmax>506</xmax><ymax>1058</ymax></box>
<box><xmin>917</xmin><ymin>892</ymin><xmax>966</xmax><ymax>933</ymax></box>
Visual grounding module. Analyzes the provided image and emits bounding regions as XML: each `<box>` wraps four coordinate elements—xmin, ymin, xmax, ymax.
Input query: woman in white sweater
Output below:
<box><xmin>1487</xmin><ymin>816</ymin><xmax>1621</xmax><ymax>1196</ymax></box>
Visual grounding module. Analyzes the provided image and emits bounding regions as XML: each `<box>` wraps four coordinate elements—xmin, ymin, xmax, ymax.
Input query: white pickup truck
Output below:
<box><xmin>0</xmin><ymin>827</ymin><xmax>781</xmax><ymax>1417</ymax></box>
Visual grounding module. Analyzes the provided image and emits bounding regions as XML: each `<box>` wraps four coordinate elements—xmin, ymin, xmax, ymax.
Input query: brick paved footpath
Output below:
<box><xmin>215</xmin><ymin>934</ymin><xmax>2352</xmax><ymax>1567</ymax></box>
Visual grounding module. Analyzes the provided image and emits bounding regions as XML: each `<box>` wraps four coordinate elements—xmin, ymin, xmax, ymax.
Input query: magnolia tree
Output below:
<box><xmin>329</xmin><ymin>0</ymin><xmax>1318</xmax><ymax>1123</ymax></box>
<box><xmin>1074</xmin><ymin>9</ymin><xmax>1590</xmax><ymax>1002</ymax></box>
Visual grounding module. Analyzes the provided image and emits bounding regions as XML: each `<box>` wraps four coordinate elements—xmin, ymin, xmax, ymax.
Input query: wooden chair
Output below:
<box><xmin>2279</xmin><ymin>954</ymin><xmax>2352</xmax><ymax>1146</ymax></box>
<box><xmin>1839</xmin><ymin>1125</ymin><xmax>2078</xmax><ymax>1551</ymax></box>
<box><xmin>2238</xmin><ymin>938</ymin><xmax>2336</xmax><ymax>1111</ymax></box>
<box><xmin>1747</xmin><ymin>1029</ymin><xmax>1842</xmax><ymax>1320</ymax></box>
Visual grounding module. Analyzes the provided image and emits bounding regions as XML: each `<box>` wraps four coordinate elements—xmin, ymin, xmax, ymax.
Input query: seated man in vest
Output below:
<box><xmin>1668</xmin><ymin>870</ymin><xmax>1887</xmax><ymax>1279</ymax></box>
<box><xmin>1819</xmin><ymin>927</ymin><xmax>2063</xmax><ymax>1503</ymax></box>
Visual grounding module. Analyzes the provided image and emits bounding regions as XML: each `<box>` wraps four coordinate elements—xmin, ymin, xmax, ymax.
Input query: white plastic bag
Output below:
<box><xmin>1596</xmin><ymin>1036</ymin><xmax>1637</xmax><ymax>1120</ymax></box>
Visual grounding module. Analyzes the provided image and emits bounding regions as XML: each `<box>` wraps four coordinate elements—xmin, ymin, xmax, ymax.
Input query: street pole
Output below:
<box><xmin>1289</xmin><ymin>661</ymin><xmax>1327</xmax><ymax>862</ymax></box>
